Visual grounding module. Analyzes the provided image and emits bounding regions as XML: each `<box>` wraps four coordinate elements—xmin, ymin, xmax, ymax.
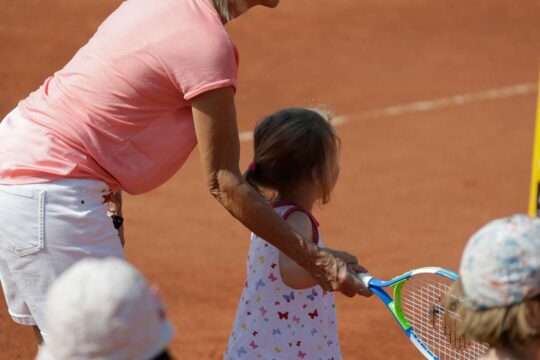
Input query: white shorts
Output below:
<box><xmin>0</xmin><ymin>179</ymin><xmax>124</xmax><ymax>333</ymax></box>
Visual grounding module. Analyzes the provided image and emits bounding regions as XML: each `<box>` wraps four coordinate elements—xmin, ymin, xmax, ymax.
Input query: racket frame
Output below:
<box><xmin>358</xmin><ymin>267</ymin><xmax>458</xmax><ymax>360</ymax></box>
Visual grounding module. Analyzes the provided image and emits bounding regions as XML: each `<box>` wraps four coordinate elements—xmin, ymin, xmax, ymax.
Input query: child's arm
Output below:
<box><xmin>279</xmin><ymin>211</ymin><xmax>319</xmax><ymax>289</ymax></box>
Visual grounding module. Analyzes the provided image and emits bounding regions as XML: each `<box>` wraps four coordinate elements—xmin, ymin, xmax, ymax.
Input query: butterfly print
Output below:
<box><xmin>282</xmin><ymin>291</ymin><xmax>295</xmax><ymax>302</ymax></box>
<box><xmin>255</xmin><ymin>279</ymin><xmax>266</xmax><ymax>290</ymax></box>
<box><xmin>278</xmin><ymin>311</ymin><xmax>289</xmax><ymax>320</ymax></box>
<box><xmin>227</xmin><ymin>214</ymin><xmax>341</xmax><ymax>360</ymax></box>
<box><xmin>236</xmin><ymin>347</ymin><xmax>247</xmax><ymax>357</ymax></box>
<box><xmin>306</xmin><ymin>289</ymin><xmax>318</xmax><ymax>301</ymax></box>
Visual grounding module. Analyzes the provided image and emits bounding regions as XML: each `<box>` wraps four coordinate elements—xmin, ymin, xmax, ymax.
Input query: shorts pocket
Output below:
<box><xmin>0</xmin><ymin>186</ymin><xmax>45</xmax><ymax>257</ymax></box>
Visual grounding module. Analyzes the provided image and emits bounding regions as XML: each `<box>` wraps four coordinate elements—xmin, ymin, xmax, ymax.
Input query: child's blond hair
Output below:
<box><xmin>444</xmin><ymin>279</ymin><xmax>540</xmax><ymax>353</ymax></box>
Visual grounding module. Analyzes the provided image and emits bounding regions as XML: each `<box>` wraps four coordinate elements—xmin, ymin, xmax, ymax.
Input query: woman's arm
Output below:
<box><xmin>191</xmin><ymin>87</ymin><xmax>370</xmax><ymax>297</ymax></box>
<box><xmin>279</xmin><ymin>211</ymin><xmax>318</xmax><ymax>289</ymax></box>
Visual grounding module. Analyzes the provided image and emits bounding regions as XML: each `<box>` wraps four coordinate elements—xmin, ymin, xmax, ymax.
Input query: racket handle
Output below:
<box><xmin>356</xmin><ymin>272</ymin><xmax>373</xmax><ymax>288</ymax></box>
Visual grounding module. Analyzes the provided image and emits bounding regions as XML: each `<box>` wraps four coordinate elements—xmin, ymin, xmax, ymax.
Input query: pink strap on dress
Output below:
<box><xmin>272</xmin><ymin>200</ymin><xmax>320</xmax><ymax>245</ymax></box>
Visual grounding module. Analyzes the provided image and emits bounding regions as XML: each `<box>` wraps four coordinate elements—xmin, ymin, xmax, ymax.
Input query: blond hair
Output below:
<box><xmin>214</xmin><ymin>0</ymin><xmax>251</xmax><ymax>23</ymax></box>
<box><xmin>443</xmin><ymin>279</ymin><xmax>539</xmax><ymax>353</ymax></box>
<box><xmin>213</xmin><ymin>0</ymin><xmax>232</xmax><ymax>22</ymax></box>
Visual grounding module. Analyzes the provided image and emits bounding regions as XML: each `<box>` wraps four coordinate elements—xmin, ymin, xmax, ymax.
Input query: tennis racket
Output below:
<box><xmin>357</xmin><ymin>267</ymin><xmax>488</xmax><ymax>360</ymax></box>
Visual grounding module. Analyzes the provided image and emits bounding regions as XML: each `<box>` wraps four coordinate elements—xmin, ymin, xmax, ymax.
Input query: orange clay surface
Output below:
<box><xmin>1</xmin><ymin>1</ymin><xmax>540</xmax><ymax>359</ymax></box>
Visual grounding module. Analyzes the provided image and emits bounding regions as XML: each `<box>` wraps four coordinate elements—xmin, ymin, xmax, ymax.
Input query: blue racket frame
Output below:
<box><xmin>358</xmin><ymin>267</ymin><xmax>458</xmax><ymax>360</ymax></box>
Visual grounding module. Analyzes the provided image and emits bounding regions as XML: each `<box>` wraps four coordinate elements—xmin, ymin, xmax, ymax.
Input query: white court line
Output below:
<box><xmin>238</xmin><ymin>82</ymin><xmax>537</xmax><ymax>142</ymax></box>
<box><xmin>239</xmin><ymin>131</ymin><xmax>254</xmax><ymax>142</ymax></box>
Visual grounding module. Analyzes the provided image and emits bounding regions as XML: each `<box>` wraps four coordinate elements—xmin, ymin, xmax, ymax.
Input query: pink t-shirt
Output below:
<box><xmin>0</xmin><ymin>0</ymin><xmax>238</xmax><ymax>194</ymax></box>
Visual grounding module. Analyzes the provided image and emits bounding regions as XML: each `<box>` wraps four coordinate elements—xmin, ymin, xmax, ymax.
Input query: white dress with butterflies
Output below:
<box><xmin>224</xmin><ymin>203</ymin><xmax>342</xmax><ymax>360</ymax></box>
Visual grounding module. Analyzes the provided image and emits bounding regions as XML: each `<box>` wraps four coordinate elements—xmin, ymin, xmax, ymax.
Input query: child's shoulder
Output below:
<box><xmin>283</xmin><ymin>210</ymin><xmax>315</xmax><ymax>243</ymax></box>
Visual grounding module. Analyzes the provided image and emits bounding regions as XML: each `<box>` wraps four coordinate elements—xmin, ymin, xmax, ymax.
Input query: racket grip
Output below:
<box><xmin>356</xmin><ymin>272</ymin><xmax>372</xmax><ymax>288</ymax></box>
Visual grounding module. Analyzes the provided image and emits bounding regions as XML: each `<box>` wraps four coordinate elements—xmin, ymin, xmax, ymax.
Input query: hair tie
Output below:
<box><xmin>248</xmin><ymin>162</ymin><xmax>257</xmax><ymax>172</ymax></box>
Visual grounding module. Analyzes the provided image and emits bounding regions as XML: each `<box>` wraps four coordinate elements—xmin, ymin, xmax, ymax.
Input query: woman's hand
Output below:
<box><xmin>311</xmin><ymin>246</ymin><xmax>372</xmax><ymax>297</ymax></box>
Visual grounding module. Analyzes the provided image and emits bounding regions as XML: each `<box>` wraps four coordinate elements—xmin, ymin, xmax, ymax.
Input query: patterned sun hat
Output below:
<box><xmin>460</xmin><ymin>214</ymin><xmax>540</xmax><ymax>309</ymax></box>
<box><xmin>37</xmin><ymin>257</ymin><xmax>174</xmax><ymax>360</ymax></box>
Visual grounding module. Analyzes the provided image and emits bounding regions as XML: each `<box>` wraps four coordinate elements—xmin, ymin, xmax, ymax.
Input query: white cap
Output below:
<box><xmin>37</xmin><ymin>258</ymin><xmax>174</xmax><ymax>360</ymax></box>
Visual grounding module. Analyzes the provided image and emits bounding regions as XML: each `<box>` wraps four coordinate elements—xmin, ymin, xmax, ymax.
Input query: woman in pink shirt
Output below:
<box><xmin>0</xmin><ymin>0</ymin><xmax>370</xmax><ymax>347</ymax></box>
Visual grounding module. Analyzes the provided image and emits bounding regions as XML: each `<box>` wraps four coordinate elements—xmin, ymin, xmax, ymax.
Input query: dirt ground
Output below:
<box><xmin>1</xmin><ymin>1</ymin><xmax>539</xmax><ymax>359</ymax></box>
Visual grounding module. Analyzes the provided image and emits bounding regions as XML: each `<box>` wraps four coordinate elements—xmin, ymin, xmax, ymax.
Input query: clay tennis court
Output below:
<box><xmin>1</xmin><ymin>1</ymin><xmax>539</xmax><ymax>358</ymax></box>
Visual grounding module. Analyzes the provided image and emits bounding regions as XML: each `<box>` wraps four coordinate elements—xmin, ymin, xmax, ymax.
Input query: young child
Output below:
<box><xmin>444</xmin><ymin>215</ymin><xmax>540</xmax><ymax>360</ymax></box>
<box><xmin>224</xmin><ymin>108</ymin><xmax>344</xmax><ymax>359</ymax></box>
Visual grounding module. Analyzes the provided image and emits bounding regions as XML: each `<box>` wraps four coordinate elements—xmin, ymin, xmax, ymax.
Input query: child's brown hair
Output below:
<box><xmin>245</xmin><ymin>108</ymin><xmax>339</xmax><ymax>204</ymax></box>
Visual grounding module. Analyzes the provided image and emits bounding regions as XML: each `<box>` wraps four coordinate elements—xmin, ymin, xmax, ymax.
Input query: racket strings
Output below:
<box><xmin>400</xmin><ymin>275</ymin><xmax>489</xmax><ymax>359</ymax></box>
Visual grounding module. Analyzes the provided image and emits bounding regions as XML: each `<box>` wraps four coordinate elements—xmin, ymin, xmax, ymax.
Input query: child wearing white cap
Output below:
<box><xmin>36</xmin><ymin>258</ymin><xmax>174</xmax><ymax>360</ymax></box>
<box><xmin>445</xmin><ymin>214</ymin><xmax>540</xmax><ymax>360</ymax></box>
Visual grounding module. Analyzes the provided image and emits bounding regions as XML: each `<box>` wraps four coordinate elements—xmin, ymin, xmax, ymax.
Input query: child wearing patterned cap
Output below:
<box><xmin>444</xmin><ymin>214</ymin><xmax>540</xmax><ymax>360</ymax></box>
<box><xmin>224</xmin><ymin>108</ymin><xmax>362</xmax><ymax>359</ymax></box>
